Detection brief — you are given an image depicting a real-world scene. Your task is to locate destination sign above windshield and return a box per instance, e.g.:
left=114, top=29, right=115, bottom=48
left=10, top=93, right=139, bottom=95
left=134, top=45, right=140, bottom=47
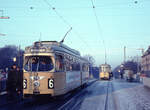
left=30, top=48, right=46, bottom=53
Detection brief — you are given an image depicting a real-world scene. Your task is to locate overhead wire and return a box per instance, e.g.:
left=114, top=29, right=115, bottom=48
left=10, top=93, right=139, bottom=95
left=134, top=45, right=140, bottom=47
left=43, top=0, right=95, bottom=55
left=90, top=0, right=107, bottom=64
left=43, top=0, right=72, bottom=28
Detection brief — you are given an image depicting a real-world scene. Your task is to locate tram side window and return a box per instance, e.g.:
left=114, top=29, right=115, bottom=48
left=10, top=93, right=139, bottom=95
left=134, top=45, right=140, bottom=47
left=76, top=63, right=80, bottom=71
left=82, top=64, right=88, bottom=72
left=72, top=63, right=80, bottom=71
left=56, top=55, right=64, bottom=72
left=66, top=61, right=72, bottom=71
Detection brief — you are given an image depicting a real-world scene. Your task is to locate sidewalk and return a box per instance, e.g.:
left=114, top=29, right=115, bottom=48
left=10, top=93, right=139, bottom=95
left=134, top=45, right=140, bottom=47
left=112, top=82, right=150, bottom=110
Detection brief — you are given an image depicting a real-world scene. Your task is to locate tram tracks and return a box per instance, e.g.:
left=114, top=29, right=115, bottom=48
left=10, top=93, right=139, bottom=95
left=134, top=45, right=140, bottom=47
left=104, top=81, right=110, bottom=110
left=57, top=79, right=98, bottom=110
left=24, top=80, right=114, bottom=110
left=57, top=80, right=112, bottom=110
left=104, top=80, right=118, bottom=110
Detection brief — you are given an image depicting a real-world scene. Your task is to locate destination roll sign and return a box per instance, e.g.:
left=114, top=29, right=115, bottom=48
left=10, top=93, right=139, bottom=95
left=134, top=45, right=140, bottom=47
left=30, top=48, right=46, bottom=53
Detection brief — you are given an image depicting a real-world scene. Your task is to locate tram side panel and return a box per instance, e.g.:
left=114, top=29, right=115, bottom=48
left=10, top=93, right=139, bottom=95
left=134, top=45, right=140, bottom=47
left=65, top=71, right=81, bottom=91
left=53, top=72, right=66, bottom=96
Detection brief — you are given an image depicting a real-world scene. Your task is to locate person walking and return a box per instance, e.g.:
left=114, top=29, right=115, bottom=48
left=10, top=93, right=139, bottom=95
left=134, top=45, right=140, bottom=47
left=6, top=64, right=18, bottom=100
left=16, top=66, right=23, bottom=95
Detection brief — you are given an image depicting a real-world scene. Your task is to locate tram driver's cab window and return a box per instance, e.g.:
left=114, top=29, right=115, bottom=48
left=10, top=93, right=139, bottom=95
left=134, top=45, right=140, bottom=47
left=24, top=56, right=54, bottom=72
left=55, top=55, right=64, bottom=72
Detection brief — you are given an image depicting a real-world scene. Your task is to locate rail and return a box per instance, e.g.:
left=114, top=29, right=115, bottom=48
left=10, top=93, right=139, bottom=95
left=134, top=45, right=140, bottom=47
left=57, top=79, right=97, bottom=110
left=104, top=81, right=110, bottom=110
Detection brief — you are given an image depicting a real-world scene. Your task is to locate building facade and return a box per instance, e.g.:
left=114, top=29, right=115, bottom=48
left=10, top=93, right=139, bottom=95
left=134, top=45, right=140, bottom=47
left=141, top=46, right=150, bottom=87
left=141, top=46, right=150, bottom=77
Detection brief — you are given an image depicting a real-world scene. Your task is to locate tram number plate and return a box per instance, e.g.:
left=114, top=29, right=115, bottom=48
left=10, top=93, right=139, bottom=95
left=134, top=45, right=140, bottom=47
left=48, top=79, right=54, bottom=89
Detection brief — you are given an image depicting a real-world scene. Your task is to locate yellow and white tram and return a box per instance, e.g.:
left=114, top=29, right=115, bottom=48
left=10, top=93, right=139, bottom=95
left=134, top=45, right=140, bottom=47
left=23, top=41, right=89, bottom=98
left=99, top=64, right=111, bottom=80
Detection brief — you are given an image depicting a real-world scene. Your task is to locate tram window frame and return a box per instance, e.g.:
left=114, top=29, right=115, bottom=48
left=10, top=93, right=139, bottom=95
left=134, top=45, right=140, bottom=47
left=64, top=55, right=81, bottom=72
left=66, top=58, right=72, bottom=71
left=71, top=58, right=80, bottom=71
left=55, top=54, right=65, bottom=72
left=82, top=63, right=87, bottom=72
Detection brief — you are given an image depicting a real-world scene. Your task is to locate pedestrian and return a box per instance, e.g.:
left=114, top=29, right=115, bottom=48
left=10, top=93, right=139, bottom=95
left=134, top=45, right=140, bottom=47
left=31, top=58, right=38, bottom=71
left=6, top=64, right=18, bottom=100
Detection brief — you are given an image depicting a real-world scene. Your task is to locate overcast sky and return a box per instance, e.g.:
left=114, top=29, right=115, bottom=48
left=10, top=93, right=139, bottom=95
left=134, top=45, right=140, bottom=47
left=0, top=0, right=150, bottom=68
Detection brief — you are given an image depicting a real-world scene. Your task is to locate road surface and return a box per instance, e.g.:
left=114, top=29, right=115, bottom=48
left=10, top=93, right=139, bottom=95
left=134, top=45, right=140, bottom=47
left=1, top=79, right=149, bottom=110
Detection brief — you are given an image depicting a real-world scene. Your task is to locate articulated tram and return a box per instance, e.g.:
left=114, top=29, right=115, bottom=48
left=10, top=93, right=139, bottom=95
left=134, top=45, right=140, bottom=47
left=23, top=41, right=89, bottom=98
left=99, top=64, right=112, bottom=80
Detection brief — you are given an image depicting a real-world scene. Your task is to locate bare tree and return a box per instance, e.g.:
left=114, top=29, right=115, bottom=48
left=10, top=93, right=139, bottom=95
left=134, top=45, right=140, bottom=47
left=83, top=55, right=95, bottom=66
left=0, top=45, right=24, bottom=71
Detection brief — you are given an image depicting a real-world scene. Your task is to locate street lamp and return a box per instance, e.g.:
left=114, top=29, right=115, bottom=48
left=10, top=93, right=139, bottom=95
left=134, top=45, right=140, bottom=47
left=13, top=57, right=16, bottom=62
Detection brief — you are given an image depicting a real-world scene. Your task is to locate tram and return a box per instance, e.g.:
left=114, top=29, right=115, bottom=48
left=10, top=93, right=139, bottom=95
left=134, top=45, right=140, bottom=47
left=23, top=41, right=89, bottom=98
left=99, top=64, right=112, bottom=80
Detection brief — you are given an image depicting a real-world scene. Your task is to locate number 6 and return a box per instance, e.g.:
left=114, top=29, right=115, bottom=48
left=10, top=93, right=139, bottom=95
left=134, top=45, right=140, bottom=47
left=48, top=79, right=54, bottom=89
left=23, top=79, right=27, bottom=89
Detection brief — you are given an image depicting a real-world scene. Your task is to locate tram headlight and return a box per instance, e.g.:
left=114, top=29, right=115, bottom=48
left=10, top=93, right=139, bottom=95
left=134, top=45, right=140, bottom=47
left=34, top=81, right=40, bottom=87
left=23, top=79, right=27, bottom=89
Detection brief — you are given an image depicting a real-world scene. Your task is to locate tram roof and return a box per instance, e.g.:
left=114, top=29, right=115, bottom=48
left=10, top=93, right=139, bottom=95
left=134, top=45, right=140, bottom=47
left=100, top=64, right=111, bottom=67
left=25, top=41, right=81, bottom=56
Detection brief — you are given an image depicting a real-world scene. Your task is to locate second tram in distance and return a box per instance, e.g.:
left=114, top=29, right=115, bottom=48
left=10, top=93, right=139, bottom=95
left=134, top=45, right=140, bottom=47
left=99, top=64, right=112, bottom=80
left=23, top=41, right=89, bottom=98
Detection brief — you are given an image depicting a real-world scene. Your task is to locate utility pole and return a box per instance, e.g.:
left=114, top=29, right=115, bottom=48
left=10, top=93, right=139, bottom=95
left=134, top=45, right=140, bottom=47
left=124, top=46, right=126, bottom=63
left=136, top=55, right=139, bottom=73
left=0, top=10, right=10, bottom=19
left=104, top=48, right=107, bottom=64
left=18, top=45, right=21, bottom=67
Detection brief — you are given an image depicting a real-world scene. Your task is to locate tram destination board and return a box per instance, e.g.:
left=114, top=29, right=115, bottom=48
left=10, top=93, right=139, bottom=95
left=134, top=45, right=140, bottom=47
left=30, top=48, right=46, bottom=53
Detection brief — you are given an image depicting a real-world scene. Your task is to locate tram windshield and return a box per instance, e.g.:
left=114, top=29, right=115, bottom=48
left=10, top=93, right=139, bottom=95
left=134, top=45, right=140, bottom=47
left=101, top=66, right=110, bottom=72
left=24, top=56, right=53, bottom=72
